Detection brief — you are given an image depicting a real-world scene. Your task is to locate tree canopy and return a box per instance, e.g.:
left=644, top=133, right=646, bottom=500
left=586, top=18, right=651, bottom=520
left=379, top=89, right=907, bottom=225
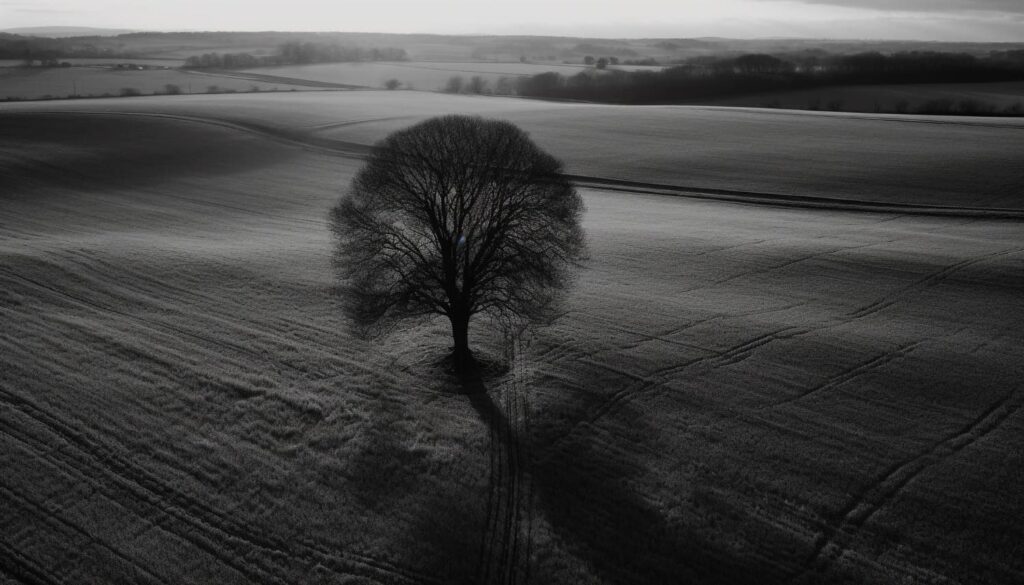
left=330, top=115, right=585, bottom=373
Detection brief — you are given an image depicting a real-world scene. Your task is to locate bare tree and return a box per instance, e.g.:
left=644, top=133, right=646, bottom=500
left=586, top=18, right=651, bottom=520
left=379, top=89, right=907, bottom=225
left=467, top=75, right=488, bottom=94
left=444, top=75, right=464, bottom=94
left=330, top=115, right=585, bottom=373
left=494, top=76, right=515, bottom=95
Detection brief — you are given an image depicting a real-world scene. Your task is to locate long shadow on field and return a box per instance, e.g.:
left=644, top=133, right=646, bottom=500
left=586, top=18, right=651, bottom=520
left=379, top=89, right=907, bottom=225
left=403, top=485, right=486, bottom=585
left=343, top=394, right=424, bottom=512
left=525, top=374, right=789, bottom=585
left=339, top=373, right=488, bottom=585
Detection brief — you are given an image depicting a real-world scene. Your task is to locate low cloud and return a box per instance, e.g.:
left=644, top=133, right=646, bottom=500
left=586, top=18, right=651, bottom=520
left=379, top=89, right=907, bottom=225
left=792, top=0, right=1024, bottom=14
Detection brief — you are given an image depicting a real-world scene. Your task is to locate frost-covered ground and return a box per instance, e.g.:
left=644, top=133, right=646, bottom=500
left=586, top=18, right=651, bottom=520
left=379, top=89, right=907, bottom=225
left=1, top=97, right=1022, bottom=584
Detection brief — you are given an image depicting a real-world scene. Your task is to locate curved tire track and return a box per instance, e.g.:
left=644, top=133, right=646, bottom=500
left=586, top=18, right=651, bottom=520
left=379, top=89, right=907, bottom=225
left=848, top=247, right=1024, bottom=320
left=0, top=386, right=442, bottom=585
left=0, top=484, right=171, bottom=585
left=539, top=324, right=811, bottom=461
left=789, top=390, right=1023, bottom=584
left=545, top=244, right=1022, bottom=454
left=770, top=340, right=924, bottom=409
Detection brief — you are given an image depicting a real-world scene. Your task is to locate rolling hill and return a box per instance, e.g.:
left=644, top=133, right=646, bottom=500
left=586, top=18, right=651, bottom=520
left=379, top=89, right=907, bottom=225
left=1, top=93, right=1022, bottom=585
left=2, top=91, right=1022, bottom=210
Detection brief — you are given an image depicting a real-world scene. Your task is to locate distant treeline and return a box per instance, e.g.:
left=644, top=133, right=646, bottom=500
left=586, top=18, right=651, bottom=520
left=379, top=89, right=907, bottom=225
left=511, top=51, right=1024, bottom=104
left=0, top=33, right=134, bottom=61
left=183, top=42, right=407, bottom=69
left=0, top=32, right=408, bottom=66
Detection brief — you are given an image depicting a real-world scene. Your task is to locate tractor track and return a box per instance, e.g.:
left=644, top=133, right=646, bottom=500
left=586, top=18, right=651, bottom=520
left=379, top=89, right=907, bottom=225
left=787, top=389, right=1023, bottom=584
left=476, top=338, right=531, bottom=585
left=541, top=244, right=1023, bottom=457
left=0, top=385, right=443, bottom=585
left=0, top=484, right=172, bottom=585
left=847, top=246, right=1024, bottom=320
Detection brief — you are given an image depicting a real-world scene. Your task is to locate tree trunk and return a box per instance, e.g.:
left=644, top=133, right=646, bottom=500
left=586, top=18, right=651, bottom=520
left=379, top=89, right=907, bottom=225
left=450, top=311, right=472, bottom=372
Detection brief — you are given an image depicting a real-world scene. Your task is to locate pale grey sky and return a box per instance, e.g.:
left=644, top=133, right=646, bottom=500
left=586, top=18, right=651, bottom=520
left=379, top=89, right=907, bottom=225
left=2, top=0, right=1022, bottom=40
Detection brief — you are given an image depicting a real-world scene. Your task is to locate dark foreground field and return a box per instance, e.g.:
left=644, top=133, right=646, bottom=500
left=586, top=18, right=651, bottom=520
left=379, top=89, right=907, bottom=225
left=1, top=95, right=1023, bottom=585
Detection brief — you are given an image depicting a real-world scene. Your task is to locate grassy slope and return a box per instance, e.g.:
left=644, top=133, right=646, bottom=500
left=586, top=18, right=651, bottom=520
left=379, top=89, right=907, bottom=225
left=2, top=92, right=1023, bottom=210
left=1, top=100, right=1023, bottom=584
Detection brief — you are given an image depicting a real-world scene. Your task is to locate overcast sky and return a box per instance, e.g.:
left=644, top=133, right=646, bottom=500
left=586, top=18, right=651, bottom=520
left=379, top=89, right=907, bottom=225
left=3, top=0, right=1023, bottom=41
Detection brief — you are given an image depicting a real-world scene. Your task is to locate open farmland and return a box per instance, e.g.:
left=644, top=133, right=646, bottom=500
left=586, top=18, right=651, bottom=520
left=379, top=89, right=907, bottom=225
left=2, top=94, right=1023, bottom=585
left=0, top=66, right=319, bottom=100
left=4, top=91, right=1023, bottom=209
left=0, top=59, right=185, bottom=68
left=235, top=61, right=589, bottom=90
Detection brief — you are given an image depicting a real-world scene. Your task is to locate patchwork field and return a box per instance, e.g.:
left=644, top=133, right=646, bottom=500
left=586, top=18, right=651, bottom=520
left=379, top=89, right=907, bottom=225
left=1, top=94, right=1023, bottom=585
left=3, top=91, right=1022, bottom=209
left=235, top=61, right=590, bottom=91
left=0, top=66, right=318, bottom=101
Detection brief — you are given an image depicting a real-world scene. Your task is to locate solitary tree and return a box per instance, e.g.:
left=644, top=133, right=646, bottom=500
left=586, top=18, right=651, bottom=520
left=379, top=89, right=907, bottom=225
left=330, top=115, right=585, bottom=374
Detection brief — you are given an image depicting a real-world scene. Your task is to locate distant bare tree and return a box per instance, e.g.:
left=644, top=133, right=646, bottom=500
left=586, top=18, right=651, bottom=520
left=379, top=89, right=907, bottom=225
left=384, top=79, right=401, bottom=90
left=494, top=76, right=515, bottom=95
left=467, top=75, right=488, bottom=94
left=330, top=116, right=585, bottom=373
left=444, top=75, right=464, bottom=93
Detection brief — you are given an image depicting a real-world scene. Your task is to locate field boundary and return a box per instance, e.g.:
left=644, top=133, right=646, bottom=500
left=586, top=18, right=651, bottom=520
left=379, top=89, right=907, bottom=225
left=4, top=108, right=1023, bottom=220
left=569, top=175, right=1024, bottom=220
left=187, top=68, right=369, bottom=89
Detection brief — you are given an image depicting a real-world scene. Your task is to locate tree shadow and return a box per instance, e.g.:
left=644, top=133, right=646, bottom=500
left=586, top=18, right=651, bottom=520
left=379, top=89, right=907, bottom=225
left=445, top=349, right=511, bottom=395
left=341, top=391, right=424, bottom=513
left=523, top=382, right=795, bottom=584
left=325, top=374, right=489, bottom=585
left=400, top=484, right=488, bottom=585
